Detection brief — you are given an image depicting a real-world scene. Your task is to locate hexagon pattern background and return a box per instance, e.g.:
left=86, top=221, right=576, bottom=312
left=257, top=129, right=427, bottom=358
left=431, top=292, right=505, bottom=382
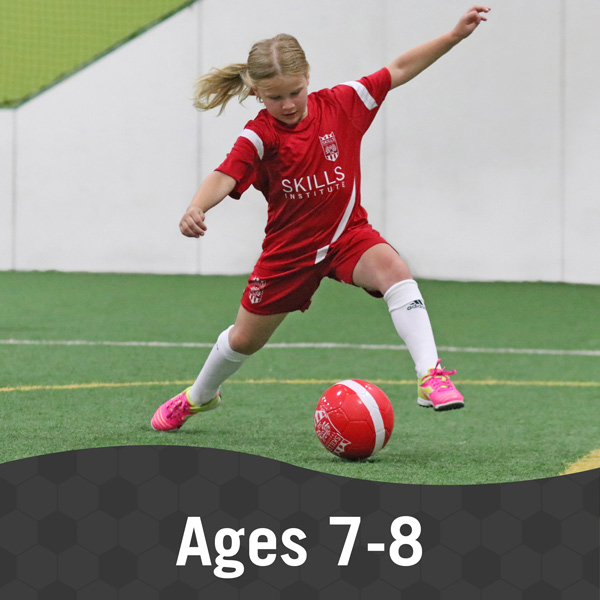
left=0, top=446, right=597, bottom=599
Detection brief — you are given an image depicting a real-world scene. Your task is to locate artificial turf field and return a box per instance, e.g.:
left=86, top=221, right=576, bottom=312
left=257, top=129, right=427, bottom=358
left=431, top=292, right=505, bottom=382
left=1, top=271, right=599, bottom=485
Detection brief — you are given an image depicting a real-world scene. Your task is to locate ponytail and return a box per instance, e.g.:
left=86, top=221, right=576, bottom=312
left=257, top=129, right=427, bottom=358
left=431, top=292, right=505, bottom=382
left=192, top=63, right=252, bottom=115
left=192, top=33, right=310, bottom=115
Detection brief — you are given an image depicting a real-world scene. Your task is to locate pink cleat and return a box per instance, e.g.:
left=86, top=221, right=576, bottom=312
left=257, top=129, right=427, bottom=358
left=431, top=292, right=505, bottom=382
left=151, top=387, right=221, bottom=431
left=417, top=360, right=464, bottom=411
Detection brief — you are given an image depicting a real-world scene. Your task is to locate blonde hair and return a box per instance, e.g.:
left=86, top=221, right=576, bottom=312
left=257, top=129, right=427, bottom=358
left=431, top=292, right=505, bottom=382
left=192, top=34, right=310, bottom=114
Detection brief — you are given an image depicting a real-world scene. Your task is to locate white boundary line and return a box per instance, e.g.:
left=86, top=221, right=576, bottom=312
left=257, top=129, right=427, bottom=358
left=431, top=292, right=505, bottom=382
left=1, top=338, right=599, bottom=357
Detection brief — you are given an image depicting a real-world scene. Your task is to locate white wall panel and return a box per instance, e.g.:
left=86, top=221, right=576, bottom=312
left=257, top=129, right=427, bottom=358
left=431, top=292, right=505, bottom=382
left=564, top=0, right=600, bottom=284
left=3, top=0, right=599, bottom=283
left=383, top=0, right=563, bottom=281
left=0, top=110, right=14, bottom=269
left=14, top=5, right=199, bottom=273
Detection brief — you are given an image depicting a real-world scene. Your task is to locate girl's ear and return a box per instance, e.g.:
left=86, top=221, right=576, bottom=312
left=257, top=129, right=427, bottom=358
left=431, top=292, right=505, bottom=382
left=251, top=88, right=265, bottom=104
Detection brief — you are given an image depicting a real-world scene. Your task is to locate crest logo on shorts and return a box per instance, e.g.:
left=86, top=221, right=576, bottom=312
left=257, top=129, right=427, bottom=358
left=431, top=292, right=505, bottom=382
left=248, top=278, right=266, bottom=304
left=319, top=132, right=339, bottom=162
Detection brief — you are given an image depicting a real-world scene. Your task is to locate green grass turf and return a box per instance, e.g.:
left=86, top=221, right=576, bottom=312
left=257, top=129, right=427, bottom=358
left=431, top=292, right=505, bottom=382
left=1, top=271, right=599, bottom=484
left=0, top=0, right=195, bottom=107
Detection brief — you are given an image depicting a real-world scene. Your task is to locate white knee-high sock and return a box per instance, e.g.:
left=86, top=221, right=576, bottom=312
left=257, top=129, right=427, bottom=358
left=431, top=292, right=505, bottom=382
left=189, top=326, right=249, bottom=405
left=384, top=280, right=439, bottom=378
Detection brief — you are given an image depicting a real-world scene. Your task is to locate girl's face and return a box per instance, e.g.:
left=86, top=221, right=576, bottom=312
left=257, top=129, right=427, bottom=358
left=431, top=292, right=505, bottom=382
left=255, top=73, right=310, bottom=126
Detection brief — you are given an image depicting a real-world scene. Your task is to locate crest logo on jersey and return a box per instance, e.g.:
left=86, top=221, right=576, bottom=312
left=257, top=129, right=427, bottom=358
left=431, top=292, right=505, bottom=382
left=248, top=278, right=266, bottom=304
left=319, top=132, right=339, bottom=162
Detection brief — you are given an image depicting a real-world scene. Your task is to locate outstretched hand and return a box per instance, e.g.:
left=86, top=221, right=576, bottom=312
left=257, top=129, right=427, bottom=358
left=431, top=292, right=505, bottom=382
left=179, top=172, right=236, bottom=238
left=453, top=5, right=491, bottom=39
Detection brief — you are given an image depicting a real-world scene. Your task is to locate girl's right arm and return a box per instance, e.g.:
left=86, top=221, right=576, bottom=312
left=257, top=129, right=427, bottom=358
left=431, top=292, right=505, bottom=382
left=179, top=170, right=237, bottom=238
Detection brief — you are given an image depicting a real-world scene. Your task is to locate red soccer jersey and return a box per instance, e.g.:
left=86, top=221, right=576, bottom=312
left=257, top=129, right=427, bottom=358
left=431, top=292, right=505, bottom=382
left=216, top=67, right=391, bottom=270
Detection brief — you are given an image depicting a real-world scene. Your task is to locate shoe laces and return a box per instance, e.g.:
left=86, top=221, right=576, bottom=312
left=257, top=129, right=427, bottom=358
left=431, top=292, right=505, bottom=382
left=422, top=360, right=457, bottom=390
left=166, top=397, right=189, bottom=422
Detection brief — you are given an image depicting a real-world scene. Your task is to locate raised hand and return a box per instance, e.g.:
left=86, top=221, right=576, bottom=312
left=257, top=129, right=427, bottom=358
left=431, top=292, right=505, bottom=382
left=453, top=5, right=491, bottom=40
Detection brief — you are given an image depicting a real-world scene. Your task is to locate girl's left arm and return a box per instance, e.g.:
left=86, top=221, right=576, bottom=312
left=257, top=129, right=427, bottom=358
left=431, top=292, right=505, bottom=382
left=387, top=5, right=491, bottom=89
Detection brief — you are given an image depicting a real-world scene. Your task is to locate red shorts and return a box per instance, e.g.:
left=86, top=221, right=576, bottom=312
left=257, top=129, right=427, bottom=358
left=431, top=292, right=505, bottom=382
left=241, top=224, right=390, bottom=315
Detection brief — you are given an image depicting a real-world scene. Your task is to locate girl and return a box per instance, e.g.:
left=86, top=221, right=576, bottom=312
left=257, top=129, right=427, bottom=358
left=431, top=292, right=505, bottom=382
left=152, top=6, right=491, bottom=431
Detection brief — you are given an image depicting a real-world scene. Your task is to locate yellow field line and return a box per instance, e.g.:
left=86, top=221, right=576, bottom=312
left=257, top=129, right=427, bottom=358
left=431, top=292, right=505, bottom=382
left=2, top=377, right=600, bottom=393
left=2, top=377, right=598, bottom=473
left=0, top=380, right=195, bottom=393
left=561, top=449, right=600, bottom=475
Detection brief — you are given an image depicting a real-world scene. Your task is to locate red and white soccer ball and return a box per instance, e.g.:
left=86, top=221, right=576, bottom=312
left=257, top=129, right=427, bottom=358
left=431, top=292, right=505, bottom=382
left=314, top=380, right=394, bottom=460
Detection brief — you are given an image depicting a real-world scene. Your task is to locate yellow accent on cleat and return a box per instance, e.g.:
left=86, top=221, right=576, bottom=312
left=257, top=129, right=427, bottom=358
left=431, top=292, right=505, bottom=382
left=417, top=360, right=464, bottom=411
left=151, top=387, right=221, bottom=431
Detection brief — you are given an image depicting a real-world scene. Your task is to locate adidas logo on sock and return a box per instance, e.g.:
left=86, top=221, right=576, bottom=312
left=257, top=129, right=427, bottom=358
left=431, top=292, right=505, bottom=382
left=407, top=299, right=425, bottom=310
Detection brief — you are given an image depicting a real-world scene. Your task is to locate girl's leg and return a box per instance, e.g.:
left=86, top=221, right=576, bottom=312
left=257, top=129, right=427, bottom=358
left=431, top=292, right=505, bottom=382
left=352, top=243, right=463, bottom=411
left=352, top=243, right=438, bottom=378
left=151, top=307, right=286, bottom=431
left=189, top=306, right=287, bottom=404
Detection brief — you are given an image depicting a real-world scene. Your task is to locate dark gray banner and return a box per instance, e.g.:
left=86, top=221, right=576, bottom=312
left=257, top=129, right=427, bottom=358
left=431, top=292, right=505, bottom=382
left=0, top=446, right=597, bottom=598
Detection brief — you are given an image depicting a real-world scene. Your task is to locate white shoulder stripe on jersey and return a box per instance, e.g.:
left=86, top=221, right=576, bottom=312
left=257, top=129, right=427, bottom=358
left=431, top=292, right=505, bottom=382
left=340, top=80, right=378, bottom=110
left=338, top=380, right=386, bottom=454
left=239, top=129, right=264, bottom=160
